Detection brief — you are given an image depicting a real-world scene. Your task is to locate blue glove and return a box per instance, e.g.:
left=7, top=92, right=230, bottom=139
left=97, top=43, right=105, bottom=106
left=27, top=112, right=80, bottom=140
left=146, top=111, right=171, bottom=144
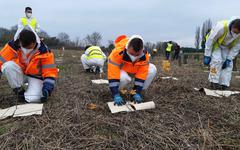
left=41, top=89, right=49, bottom=102
left=133, top=93, right=143, bottom=103
left=41, top=78, right=55, bottom=102
left=43, top=78, right=55, bottom=94
left=222, top=59, right=231, bottom=69
left=204, top=56, right=211, bottom=66
left=38, top=42, right=49, bottom=53
left=114, top=94, right=125, bottom=106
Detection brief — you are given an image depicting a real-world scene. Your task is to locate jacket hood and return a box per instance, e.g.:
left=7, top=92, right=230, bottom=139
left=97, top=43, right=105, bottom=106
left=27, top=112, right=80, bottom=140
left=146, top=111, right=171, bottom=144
left=228, top=16, right=240, bottom=26
left=125, top=35, right=144, bottom=49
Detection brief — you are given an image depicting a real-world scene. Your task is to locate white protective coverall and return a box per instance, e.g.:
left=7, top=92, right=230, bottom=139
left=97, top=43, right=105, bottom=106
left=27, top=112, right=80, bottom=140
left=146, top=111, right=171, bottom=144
left=1, top=61, right=43, bottom=103
left=119, top=63, right=157, bottom=90
left=205, top=17, right=240, bottom=87
left=81, top=46, right=107, bottom=73
left=2, top=28, right=43, bottom=102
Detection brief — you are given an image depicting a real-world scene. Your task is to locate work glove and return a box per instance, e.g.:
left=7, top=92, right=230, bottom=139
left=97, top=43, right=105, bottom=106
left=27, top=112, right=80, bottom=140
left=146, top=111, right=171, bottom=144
left=41, top=89, right=49, bottom=103
left=41, top=78, right=55, bottom=102
left=222, top=59, right=231, bottom=69
left=133, top=93, right=143, bottom=104
left=114, top=94, right=125, bottom=106
left=203, top=56, right=211, bottom=66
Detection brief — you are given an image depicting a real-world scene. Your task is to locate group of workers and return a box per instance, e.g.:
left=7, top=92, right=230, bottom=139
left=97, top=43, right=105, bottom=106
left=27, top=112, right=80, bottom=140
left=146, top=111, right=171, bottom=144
left=0, top=7, right=240, bottom=106
left=81, top=35, right=157, bottom=105
left=83, top=16, right=240, bottom=104
left=165, top=41, right=181, bottom=60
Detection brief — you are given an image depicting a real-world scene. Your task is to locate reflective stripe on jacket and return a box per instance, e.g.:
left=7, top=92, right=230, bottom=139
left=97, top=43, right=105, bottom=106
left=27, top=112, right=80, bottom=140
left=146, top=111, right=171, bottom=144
left=207, top=20, right=240, bottom=50
left=85, top=46, right=105, bottom=60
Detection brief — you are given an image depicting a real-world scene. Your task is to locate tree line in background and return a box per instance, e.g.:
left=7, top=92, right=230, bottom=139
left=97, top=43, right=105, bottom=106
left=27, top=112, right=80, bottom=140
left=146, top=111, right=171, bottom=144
left=0, top=25, right=175, bottom=55
left=195, top=19, right=212, bottom=50
left=0, top=25, right=105, bottom=50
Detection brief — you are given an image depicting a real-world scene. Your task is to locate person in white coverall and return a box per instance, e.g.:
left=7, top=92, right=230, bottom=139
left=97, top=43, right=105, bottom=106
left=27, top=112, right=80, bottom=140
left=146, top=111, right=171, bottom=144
left=0, top=30, right=58, bottom=103
left=14, top=7, right=41, bottom=41
left=204, top=17, right=240, bottom=90
left=81, top=45, right=107, bottom=74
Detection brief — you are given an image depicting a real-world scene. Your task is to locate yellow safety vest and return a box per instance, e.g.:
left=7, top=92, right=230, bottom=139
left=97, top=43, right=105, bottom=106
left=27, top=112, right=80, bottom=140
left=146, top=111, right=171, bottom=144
left=20, top=17, right=37, bottom=30
left=207, top=20, right=240, bottom=50
left=166, top=43, right=173, bottom=52
left=205, top=33, right=210, bottom=41
left=86, top=46, right=105, bottom=60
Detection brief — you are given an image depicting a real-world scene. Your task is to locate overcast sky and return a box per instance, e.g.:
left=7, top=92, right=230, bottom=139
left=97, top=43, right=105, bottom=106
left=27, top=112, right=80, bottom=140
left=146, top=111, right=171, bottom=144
left=0, top=0, right=239, bottom=47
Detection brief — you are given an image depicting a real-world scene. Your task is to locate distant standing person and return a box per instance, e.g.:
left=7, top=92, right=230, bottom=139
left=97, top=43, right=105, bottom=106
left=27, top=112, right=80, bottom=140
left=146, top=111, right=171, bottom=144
left=165, top=41, right=173, bottom=60
left=14, top=7, right=41, bottom=41
left=173, top=44, right=180, bottom=60
left=204, top=17, right=240, bottom=90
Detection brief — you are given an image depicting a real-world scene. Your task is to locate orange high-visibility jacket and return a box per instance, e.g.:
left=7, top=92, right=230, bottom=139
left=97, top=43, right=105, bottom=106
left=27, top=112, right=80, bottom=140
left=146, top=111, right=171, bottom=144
left=108, top=35, right=150, bottom=96
left=0, top=41, right=58, bottom=80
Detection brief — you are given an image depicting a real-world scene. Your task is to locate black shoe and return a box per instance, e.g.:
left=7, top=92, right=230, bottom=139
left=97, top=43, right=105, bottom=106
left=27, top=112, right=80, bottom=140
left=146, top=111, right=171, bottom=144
left=13, top=87, right=26, bottom=102
left=13, top=87, right=25, bottom=95
left=210, top=82, right=221, bottom=90
left=221, top=85, right=229, bottom=90
left=85, top=69, right=91, bottom=73
left=17, top=96, right=27, bottom=103
left=95, top=66, right=100, bottom=74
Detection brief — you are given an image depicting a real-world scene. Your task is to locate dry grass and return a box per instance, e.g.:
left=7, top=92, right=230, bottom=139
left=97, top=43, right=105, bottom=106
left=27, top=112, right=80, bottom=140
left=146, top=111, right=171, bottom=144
left=0, top=50, right=240, bottom=150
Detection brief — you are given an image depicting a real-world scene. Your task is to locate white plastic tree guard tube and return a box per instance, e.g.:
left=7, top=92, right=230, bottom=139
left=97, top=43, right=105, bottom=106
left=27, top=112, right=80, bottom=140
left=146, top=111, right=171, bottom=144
left=160, top=77, right=179, bottom=81
left=91, top=79, right=109, bottom=84
left=108, top=101, right=155, bottom=114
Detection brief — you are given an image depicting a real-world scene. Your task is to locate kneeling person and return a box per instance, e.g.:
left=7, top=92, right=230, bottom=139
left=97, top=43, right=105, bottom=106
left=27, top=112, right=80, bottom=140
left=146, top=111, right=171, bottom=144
left=0, top=30, right=58, bottom=103
left=108, top=35, right=157, bottom=106
left=81, top=45, right=106, bottom=74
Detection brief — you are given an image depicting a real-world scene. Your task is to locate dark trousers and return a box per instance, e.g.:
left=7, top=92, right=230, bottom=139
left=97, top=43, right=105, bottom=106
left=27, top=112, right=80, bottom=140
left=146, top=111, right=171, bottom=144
left=166, top=51, right=171, bottom=60
left=173, top=52, right=179, bottom=60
